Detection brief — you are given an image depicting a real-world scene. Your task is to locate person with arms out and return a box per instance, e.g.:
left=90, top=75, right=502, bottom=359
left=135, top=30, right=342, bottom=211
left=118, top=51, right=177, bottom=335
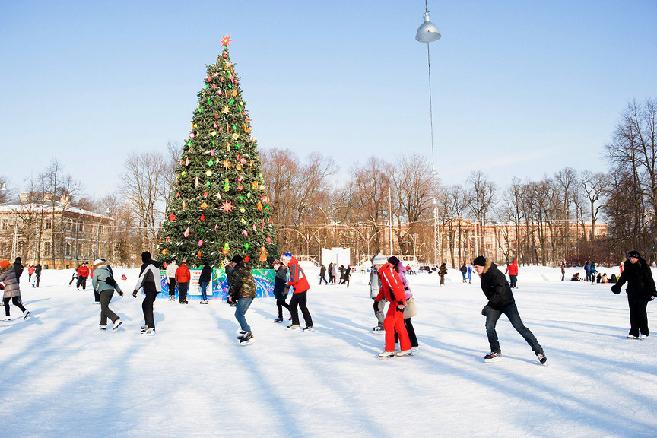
left=473, top=255, right=547, bottom=365
left=166, top=259, right=178, bottom=301
left=611, top=250, right=657, bottom=339
left=92, top=258, right=123, bottom=331
left=175, top=259, right=191, bottom=304
left=373, top=256, right=412, bottom=358
left=0, top=259, right=30, bottom=321
left=132, top=251, right=161, bottom=335
left=282, top=252, right=313, bottom=330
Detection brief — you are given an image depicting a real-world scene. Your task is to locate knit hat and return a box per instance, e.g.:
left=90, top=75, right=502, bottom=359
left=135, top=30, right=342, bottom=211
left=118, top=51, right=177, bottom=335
left=0, top=259, right=10, bottom=270
left=473, top=255, right=487, bottom=267
left=627, top=250, right=641, bottom=259
left=281, top=252, right=292, bottom=263
left=141, top=251, right=152, bottom=264
left=93, top=258, right=107, bottom=266
left=231, top=254, right=243, bottom=264
left=372, top=254, right=387, bottom=266
left=388, top=256, right=400, bottom=266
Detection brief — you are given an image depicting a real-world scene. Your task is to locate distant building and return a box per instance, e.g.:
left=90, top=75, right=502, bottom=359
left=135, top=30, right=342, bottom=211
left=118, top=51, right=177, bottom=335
left=0, top=199, right=113, bottom=269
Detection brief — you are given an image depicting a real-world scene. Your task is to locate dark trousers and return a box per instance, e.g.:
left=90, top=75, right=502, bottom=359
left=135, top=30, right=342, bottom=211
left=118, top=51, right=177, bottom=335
left=36, top=273, right=41, bottom=287
left=628, top=296, right=649, bottom=336
left=485, top=301, right=543, bottom=355
left=94, top=290, right=101, bottom=303
left=99, top=290, right=118, bottom=325
left=290, top=292, right=313, bottom=327
left=142, top=291, right=157, bottom=328
left=4, top=297, right=26, bottom=316
left=328, top=274, right=334, bottom=284
left=168, top=278, right=176, bottom=297
left=405, top=318, right=418, bottom=347
left=509, top=275, right=517, bottom=288
left=77, top=276, right=87, bottom=289
left=276, top=296, right=290, bottom=319
left=178, top=282, right=189, bottom=303
left=319, top=275, right=328, bottom=285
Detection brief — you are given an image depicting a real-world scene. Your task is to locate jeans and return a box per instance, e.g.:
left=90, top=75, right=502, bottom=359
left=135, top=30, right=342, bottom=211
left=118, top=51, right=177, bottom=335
left=99, top=290, right=118, bottom=325
left=628, top=296, right=649, bottom=336
left=462, top=272, right=466, bottom=282
left=484, top=301, right=543, bottom=355
left=509, top=275, right=517, bottom=288
left=200, top=281, right=209, bottom=301
left=290, top=292, right=313, bottom=327
left=142, top=290, right=157, bottom=328
left=235, top=297, right=253, bottom=332
left=77, top=276, right=87, bottom=289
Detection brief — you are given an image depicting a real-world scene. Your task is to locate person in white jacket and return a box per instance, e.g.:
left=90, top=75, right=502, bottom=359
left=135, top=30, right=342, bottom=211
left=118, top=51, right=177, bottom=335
left=132, top=252, right=162, bottom=335
left=166, top=259, right=178, bottom=301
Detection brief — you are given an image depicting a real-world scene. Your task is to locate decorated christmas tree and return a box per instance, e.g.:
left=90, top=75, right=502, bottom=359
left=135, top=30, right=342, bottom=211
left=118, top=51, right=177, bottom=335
left=159, top=35, right=277, bottom=267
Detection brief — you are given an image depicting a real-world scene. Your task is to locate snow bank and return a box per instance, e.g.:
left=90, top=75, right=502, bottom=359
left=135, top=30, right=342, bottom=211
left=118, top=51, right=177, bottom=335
left=0, top=266, right=655, bottom=437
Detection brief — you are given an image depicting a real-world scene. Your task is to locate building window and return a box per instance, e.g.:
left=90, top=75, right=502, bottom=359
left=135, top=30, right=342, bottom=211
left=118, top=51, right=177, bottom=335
left=65, top=219, right=72, bottom=232
left=44, top=241, right=52, bottom=257
left=65, top=242, right=72, bottom=257
left=45, top=219, right=52, bottom=230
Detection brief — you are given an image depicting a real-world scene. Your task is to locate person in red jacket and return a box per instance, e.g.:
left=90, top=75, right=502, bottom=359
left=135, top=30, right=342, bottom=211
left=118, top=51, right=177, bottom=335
left=374, top=256, right=412, bottom=358
left=175, top=259, right=191, bottom=304
left=281, top=252, right=313, bottom=330
left=76, top=262, right=90, bottom=291
left=505, top=258, right=519, bottom=288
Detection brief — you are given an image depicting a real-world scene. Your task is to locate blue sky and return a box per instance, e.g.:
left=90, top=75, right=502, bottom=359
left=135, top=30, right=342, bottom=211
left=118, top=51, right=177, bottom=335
left=1, top=0, right=655, bottom=197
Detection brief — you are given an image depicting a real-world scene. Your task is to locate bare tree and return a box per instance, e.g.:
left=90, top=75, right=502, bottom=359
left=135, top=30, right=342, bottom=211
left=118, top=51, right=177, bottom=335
left=467, top=170, right=496, bottom=253
left=581, top=171, right=608, bottom=240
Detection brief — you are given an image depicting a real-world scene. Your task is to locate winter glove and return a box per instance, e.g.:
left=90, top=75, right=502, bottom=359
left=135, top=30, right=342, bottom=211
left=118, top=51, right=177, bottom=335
left=396, top=302, right=405, bottom=312
left=132, top=290, right=138, bottom=298
left=481, top=306, right=490, bottom=316
left=610, top=284, right=621, bottom=294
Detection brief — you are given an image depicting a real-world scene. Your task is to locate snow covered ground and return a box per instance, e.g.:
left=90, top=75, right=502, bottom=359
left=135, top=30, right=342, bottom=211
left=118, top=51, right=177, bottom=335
left=1, top=265, right=656, bottom=437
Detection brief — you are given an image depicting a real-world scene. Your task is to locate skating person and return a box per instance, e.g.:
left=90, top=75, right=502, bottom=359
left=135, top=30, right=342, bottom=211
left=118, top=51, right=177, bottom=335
left=13, top=257, right=24, bottom=279
left=584, top=260, right=591, bottom=282
left=319, top=265, right=328, bottom=285
left=506, top=257, right=519, bottom=288
left=331, top=263, right=337, bottom=284
left=281, top=252, right=313, bottom=330
left=225, top=258, right=239, bottom=306
left=467, top=264, right=472, bottom=284
left=611, top=250, right=657, bottom=339
left=77, top=262, right=90, bottom=291
left=28, top=265, right=35, bottom=283
left=473, top=256, right=547, bottom=365
left=389, top=256, right=419, bottom=350
left=560, top=261, right=566, bottom=281
left=231, top=255, right=256, bottom=344
left=199, top=261, right=212, bottom=304
left=68, top=268, right=78, bottom=286
left=590, top=261, right=597, bottom=284
left=132, top=251, right=161, bottom=335
left=460, top=263, right=467, bottom=283
left=338, top=265, right=345, bottom=284
left=439, top=262, right=447, bottom=286
left=370, top=254, right=387, bottom=332
left=343, top=265, right=351, bottom=287
left=92, top=258, right=123, bottom=331
left=373, top=256, right=411, bottom=358
left=175, top=259, right=191, bottom=304
left=166, top=259, right=178, bottom=301
left=0, top=259, right=30, bottom=320
left=273, top=259, right=291, bottom=322
left=35, top=263, right=42, bottom=287
left=328, top=262, right=335, bottom=284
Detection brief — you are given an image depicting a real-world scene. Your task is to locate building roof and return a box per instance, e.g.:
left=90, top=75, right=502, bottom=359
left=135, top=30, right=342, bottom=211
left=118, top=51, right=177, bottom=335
left=0, top=203, right=113, bottom=221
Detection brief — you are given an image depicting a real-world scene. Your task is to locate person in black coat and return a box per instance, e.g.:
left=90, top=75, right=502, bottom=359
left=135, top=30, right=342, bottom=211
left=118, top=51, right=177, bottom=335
left=13, top=257, right=24, bottom=280
left=473, top=255, right=547, bottom=365
left=198, top=262, right=213, bottom=304
left=273, top=260, right=291, bottom=322
left=611, top=250, right=657, bottom=339
left=35, top=263, right=42, bottom=287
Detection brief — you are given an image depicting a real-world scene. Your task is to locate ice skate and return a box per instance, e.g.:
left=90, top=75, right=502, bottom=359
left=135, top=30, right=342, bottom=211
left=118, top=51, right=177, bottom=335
left=287, top=324, right=300, bottom=330
left=239, top=332, right=254, bottom=345
left=274, top=317, right=284, bottom=323
left=23, top=310, right=30, bottom=319
left=302, top=326, right=314, bottom=332
left=483, top=352, right=502, bottom=362
left=626, top=334, right=641, bottom=340
left=236, top=330, right=247, bottom=339
left=377, top=351, right=396, bottom=359
left=142, top=328, right=156, bottom=336
left=536, top=353, right=548, bottom=366
left=113, top=319, right=123, bottom=330
left=395, top=349, right=412, bottom=357
left=372, top=325, right=384, bottom=332
left=99, top=324, right=107, bottom=330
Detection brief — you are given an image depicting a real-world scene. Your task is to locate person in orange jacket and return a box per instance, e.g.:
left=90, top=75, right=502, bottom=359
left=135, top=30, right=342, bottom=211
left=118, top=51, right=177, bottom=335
left=374, top=256, right=412, bottom=358
left=281, top=252, right=313, bottom=330
left=175, top=259, right=191, bottom=304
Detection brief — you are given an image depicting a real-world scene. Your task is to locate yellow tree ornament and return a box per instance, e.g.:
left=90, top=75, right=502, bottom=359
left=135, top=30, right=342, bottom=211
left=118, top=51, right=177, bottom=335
left=259, top=246, right=268, bottom=262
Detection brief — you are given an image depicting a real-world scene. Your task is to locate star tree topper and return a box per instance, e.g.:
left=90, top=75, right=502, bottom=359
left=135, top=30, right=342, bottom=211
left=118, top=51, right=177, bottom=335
left=221, top=35, right=232, bottom=47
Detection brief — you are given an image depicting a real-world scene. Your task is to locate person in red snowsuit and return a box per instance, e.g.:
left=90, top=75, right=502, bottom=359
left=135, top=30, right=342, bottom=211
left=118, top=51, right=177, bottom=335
left=505, top=258, right=519, bottom=288
left=76, top=263, right=90, bottom=290
left=374, top=258, right=411, bottom=358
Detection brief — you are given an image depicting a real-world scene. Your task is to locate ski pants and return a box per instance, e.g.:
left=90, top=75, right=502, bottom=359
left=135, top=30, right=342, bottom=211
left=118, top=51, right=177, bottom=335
left=405, top=318, right=418, bottom=348
left=168, top=278, right=177, bottom=297
left=77, top=276, right=87, bottom=289
left=178, top=282, right=189, bottom=303
left=384, top=306, right=410, bottom=352
left=142, top=290, right=157, bottom=328
left=276, top=295, right=290, bottom=319
left=373, top=299, right=386, bottom=327
left=319, top=275, right=328, bottom=285
left=628, top=296, right=650, bottom=337
left=3, top=297, right=26, bottom=316
left=509, top=275, right=517, bottom=288
left=290, top=292, right=313, bottom=327
left=484, top=301, right=543, bottom=355
left=99, top=290, right=118, bottom=325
